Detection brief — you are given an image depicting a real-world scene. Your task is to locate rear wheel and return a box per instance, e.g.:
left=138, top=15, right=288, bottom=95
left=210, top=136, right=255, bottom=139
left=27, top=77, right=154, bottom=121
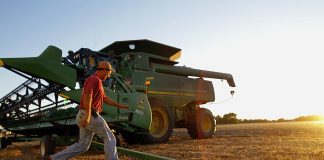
left=140, top=99, right=174, bottom=144
left=40, top=135, right=55, bottom=158
left=187, top=108, right=216, bottom=139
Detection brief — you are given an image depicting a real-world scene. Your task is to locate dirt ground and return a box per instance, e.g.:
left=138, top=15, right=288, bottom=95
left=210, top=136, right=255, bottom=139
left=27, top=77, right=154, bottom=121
left=1, top=121, right=324, bottom=160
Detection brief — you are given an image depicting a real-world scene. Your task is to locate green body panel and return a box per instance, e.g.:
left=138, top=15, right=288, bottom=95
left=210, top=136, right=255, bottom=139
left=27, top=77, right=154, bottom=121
left=8, top=119, right=77, bottom=132
left=1, top=46, right=76, bottom=88
left=131, top=70, right=182, bottom=107
left=130, top=70, right=215, bottom=108
left=8, top=123, right=41, bottom=131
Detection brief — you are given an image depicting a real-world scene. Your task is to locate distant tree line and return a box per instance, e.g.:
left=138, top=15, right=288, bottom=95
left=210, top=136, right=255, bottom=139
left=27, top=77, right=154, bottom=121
left=294, top=115, right=324, bottom=122
left=215, top=113, right=324, bottom=125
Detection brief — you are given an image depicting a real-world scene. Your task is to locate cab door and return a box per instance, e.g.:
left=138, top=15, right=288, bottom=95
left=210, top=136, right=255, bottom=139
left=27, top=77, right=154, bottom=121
left=101, top=76, right=133, bottom=122
left=118, top=91, right=151, bottom=130
left=115, top=76, right=151, bottom=130
left=101, top=75, right=151, bottom=129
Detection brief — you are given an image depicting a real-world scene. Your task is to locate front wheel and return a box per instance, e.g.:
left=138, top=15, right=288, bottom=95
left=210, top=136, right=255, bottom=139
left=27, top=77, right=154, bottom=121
left=187, top=108, right=216, bottom=139
left=140, top=99, right=174, bottom=144
left=40, top=135, right=55, bottom=158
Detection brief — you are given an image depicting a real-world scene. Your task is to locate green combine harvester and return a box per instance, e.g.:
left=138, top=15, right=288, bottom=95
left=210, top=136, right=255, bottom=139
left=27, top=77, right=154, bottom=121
left=0, top=39, right=235, bottom=157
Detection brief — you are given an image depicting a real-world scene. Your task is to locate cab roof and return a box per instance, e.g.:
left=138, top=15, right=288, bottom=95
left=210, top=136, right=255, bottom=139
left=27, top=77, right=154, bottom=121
left=99, top=39, right=181, bottom=61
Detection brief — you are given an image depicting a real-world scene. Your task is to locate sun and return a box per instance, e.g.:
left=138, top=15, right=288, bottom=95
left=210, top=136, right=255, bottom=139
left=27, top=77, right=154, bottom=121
left=319, top=115, right=324, bottom=120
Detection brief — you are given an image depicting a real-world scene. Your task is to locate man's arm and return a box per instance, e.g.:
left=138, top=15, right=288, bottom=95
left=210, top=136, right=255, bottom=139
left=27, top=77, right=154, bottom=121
left=80, top=93, right=92, bottom=127
left=104, top=96, right=129, bottom=109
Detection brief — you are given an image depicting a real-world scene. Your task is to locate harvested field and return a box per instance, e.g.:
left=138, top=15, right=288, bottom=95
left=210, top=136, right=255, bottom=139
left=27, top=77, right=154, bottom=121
left=1, top=121, right=324, bottom=160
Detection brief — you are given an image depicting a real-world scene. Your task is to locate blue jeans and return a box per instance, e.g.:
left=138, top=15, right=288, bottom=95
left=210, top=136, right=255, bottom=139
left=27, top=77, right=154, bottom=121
left=50, top=110, right=118, bottom=160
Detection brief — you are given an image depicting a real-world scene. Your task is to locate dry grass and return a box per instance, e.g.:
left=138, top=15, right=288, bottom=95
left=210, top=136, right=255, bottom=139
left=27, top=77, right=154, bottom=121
left=1, top=121, right=324, bottom=160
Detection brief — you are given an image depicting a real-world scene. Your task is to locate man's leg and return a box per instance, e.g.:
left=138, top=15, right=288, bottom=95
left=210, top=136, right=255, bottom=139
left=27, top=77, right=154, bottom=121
left=50, top=127, right=94, bottom=160
left=94, top=116, right=118, bottom=160
left=50, top=110, right=94, bottom=160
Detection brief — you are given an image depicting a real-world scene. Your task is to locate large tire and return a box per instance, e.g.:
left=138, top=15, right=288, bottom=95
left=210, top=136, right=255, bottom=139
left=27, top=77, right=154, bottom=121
left=40, top=135, right=55, bottom=158
left=140, top=99, right=174, bottom=144
left=0, top=137, right=9, bottom=149
left=187, top=108, right=216, bottom=139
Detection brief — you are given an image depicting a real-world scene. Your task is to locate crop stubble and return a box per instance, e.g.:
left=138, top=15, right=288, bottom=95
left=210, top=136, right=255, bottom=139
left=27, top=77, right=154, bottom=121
left=1, top=121, right=324, bottom=160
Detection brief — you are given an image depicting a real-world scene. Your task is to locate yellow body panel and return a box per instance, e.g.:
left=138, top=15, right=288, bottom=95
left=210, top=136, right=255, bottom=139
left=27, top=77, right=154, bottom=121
left=0, top=59, right=4, bottom=67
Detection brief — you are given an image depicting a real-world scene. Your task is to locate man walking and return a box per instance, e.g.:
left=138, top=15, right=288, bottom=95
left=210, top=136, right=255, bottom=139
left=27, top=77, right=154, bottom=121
left=49, top=61, right=128, bottom=160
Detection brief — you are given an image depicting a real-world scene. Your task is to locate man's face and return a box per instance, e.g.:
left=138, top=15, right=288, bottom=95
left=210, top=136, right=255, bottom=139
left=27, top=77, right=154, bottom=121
left=97, top=61, right=112, bottom=81
left=101, top=68, right=112, bottom=81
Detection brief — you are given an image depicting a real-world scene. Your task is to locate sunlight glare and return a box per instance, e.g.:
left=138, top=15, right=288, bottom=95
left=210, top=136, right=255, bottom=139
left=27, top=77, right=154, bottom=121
left=314, top=115, right=324, bottom=124
left=319, top=115, right=324, bottom=123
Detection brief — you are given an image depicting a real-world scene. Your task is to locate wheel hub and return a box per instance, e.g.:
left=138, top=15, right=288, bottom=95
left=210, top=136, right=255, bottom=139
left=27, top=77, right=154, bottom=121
left=201, top=116, right=212, bottom=133
left=149, top=107, right=169, bottom=138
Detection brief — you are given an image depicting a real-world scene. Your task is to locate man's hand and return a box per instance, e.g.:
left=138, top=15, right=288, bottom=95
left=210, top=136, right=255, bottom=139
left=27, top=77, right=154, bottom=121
left=119, top=104, right=129, bottom=110
left=104, top=96, right=129, bottom=110
left=80, top=116, right=90, bottom=127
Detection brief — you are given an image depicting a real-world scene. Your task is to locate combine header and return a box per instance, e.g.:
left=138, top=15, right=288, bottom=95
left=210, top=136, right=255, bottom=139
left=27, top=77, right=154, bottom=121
left=0, top=39, right=235, bottom=157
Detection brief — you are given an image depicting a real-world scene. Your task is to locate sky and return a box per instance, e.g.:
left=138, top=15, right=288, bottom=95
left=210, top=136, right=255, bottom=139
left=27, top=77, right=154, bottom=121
left=0, top=0, right=323, bottom=120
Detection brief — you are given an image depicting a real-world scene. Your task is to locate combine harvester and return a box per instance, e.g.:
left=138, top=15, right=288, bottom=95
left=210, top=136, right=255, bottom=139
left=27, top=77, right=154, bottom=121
left=0, top=39, right=235, bottom=158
